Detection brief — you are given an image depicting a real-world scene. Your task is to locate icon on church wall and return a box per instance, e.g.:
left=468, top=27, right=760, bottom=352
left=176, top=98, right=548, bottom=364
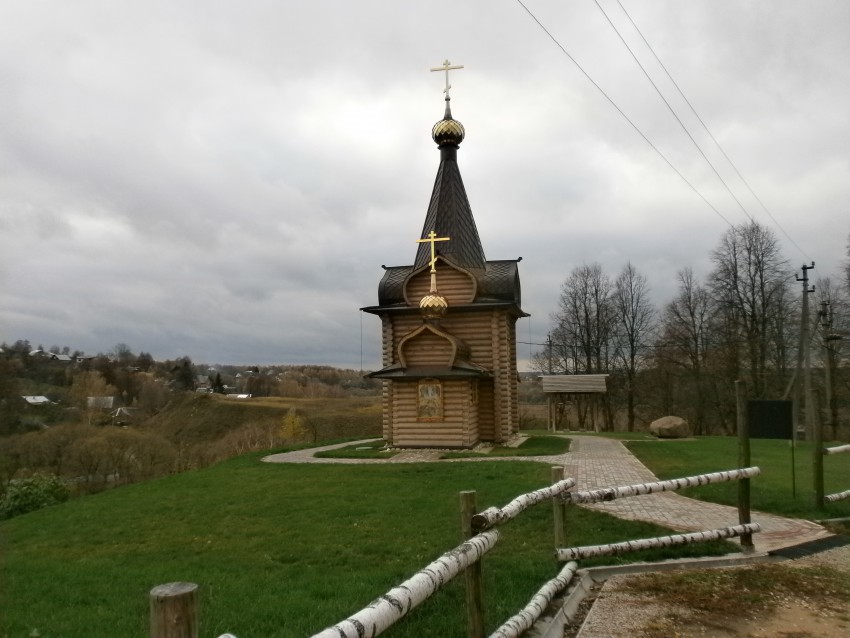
left=417, top=379, right=443, bottom=420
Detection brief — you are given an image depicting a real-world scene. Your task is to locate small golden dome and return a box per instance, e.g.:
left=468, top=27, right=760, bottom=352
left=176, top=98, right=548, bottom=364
left=432, top=117, right=465, bottom=147
left=420, top=293, right=449, bottom=320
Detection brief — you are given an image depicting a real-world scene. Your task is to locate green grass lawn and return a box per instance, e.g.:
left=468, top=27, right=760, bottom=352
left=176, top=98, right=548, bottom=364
left=440, top=435, right=571, bottom=459
left=312, top=438, right=398, bottom=459
left=520, top=429, right=656, bottom=441
left=1, top=448, right=735, bottom=638
left=627, top=436, right=850, bottom=520
left=312, top=435, right=570, bottom=460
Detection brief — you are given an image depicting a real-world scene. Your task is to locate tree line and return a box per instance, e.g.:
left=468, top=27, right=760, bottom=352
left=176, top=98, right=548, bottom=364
left=534, top=221, right=850, bottom=437
left=0, top=340, right=382, bottom=517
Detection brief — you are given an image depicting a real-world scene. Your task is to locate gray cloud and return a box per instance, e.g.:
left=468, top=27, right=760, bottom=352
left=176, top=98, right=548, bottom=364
left=1, top=1, right=848, bottom=368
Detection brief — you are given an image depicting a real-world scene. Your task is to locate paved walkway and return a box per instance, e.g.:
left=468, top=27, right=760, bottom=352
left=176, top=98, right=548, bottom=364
left=263, top=436, right=830, bottom=553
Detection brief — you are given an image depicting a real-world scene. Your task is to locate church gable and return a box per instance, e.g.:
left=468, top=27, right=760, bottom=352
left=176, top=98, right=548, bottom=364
left=398, top=323, right=466, bottom=369
left=403, top=258, right=476, bottom=306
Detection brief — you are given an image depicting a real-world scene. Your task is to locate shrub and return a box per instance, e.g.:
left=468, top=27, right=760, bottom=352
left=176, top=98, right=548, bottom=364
left=0, top=474, right=70, bottom=520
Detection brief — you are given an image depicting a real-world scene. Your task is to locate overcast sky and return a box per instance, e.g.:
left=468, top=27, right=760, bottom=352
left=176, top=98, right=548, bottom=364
left=2, top=1, right=848, bottom=370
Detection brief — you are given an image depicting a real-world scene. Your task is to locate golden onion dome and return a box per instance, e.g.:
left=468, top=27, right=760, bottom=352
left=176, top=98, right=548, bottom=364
left=432, top=112, right=465, bottom=147
left=419, top=292, right=449, bottom=320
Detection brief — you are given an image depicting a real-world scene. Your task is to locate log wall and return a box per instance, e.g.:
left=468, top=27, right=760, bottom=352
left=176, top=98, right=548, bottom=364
left=378, top=285, right=520, bottom=446
left=391, top=380, right=479, bottom=448
left=381, top=316, right=394, bottom=444
left=386, top=310, right=518, bottom=442
left=401, top=331, right=453, bottom=368
left=404, top=263, right=476, bottom=305
left=389, top=311, right=506, bottom=368
left=477, top=380, right=495, bottom=441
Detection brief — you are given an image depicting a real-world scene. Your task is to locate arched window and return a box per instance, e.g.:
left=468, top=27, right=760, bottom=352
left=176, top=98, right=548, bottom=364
left=417, top=379, right=443, bottom=420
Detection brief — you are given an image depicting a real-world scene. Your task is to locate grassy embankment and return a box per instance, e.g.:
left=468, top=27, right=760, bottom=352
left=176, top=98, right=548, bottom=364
left=143, top=393, right=382, bottom=446
left=318, top=435, right=571, bottom=459
left=4, top=439, right=736, bottom=638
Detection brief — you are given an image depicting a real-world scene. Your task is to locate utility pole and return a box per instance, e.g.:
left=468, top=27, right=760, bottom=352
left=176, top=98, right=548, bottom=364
left=812, top=300, right=834, bottom=509
left=796, top=262, right=821, bottom=506
left=821, top=301, right=834, bottom=441
left=795, top=263, right=815, bottom=441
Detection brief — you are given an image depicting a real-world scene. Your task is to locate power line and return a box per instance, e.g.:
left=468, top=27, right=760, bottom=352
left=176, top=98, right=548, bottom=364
left=612, top=0, right=814, bottom=263
left=593, top=0, right=756, bottom=226
left=513, top=0, right=735, bottom=228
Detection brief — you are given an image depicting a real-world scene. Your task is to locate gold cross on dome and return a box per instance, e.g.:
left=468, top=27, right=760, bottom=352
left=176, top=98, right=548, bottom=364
left=416, top=230, right=450, bottom=273
left=430, top=59, right=464, bottom=99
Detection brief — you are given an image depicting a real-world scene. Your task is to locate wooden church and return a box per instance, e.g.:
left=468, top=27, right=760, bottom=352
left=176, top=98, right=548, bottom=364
left=362, top=63, right=527, bottom=448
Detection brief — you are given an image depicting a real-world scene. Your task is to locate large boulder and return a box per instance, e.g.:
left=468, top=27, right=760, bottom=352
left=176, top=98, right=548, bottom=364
left=649, top=416, right=691, bottom=439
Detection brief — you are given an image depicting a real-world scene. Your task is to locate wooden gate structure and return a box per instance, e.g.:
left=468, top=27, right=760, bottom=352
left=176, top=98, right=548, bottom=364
left=540, top=375, right=609, bottom=432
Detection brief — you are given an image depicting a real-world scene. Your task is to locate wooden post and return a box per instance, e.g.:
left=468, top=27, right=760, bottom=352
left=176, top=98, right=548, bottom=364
left=551, top=466, right=567, bottom=548
left=460, top=491, right=485, bottom=638
left=735, top=381, right=753, bottom=552
left=150, top=582, right=199, bottom=638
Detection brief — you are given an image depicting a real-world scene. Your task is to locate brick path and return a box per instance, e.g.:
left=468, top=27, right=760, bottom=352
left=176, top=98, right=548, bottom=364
left=263, top=435, right=830, bottom=552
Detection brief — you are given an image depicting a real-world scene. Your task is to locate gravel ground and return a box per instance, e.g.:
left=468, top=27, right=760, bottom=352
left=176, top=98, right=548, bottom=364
left=572, top=543, right=850, bottom=638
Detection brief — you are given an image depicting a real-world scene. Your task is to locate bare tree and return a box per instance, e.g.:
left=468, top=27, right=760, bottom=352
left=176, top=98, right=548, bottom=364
left=709, top=221, right=790, bottom=398
left=612, top=262, right=655, bottom=431
left=69, top=371, right=118, bottom=425
left=549, top=263, right=614, bottom=429
left=68, top=432, right=109, bottom=488
left=552, top=263, right=614, bottom=375
left=111, top=343, right=135, bottom=366
left=814, top=277, right=849, bottom=438
left=659, top=268, right=712, bottom=433
left=845, top=232, right=850, bottom=292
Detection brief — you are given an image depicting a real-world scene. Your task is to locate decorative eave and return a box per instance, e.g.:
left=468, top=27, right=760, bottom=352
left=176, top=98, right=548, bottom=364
left=371, top=259, right=524, bottom=309
left=398, top=323, right=469, bottom=367
left=367, top=362, right=491, bottom=380
left=361, top=302, right=528, bottom=319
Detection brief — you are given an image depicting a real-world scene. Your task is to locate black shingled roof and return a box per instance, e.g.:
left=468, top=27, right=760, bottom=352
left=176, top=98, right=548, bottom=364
left=370, top=259, right=522, bottom=309
left=414, top=144, right=486, bottom=271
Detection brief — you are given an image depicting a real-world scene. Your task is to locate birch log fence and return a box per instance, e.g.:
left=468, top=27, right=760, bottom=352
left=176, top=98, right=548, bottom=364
left=823, top=444, right=850, bottom=504
left=150, top=464, right=761, bottom=638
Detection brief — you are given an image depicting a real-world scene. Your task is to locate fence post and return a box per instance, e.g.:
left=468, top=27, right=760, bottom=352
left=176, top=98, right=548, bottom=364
left=735, top=381, right=754, bottom=552
left=551, top=466, right=567, bottom=548
left=460, top=490, right=485, bottom=638
left=150, top=582, right=199, bottom=638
